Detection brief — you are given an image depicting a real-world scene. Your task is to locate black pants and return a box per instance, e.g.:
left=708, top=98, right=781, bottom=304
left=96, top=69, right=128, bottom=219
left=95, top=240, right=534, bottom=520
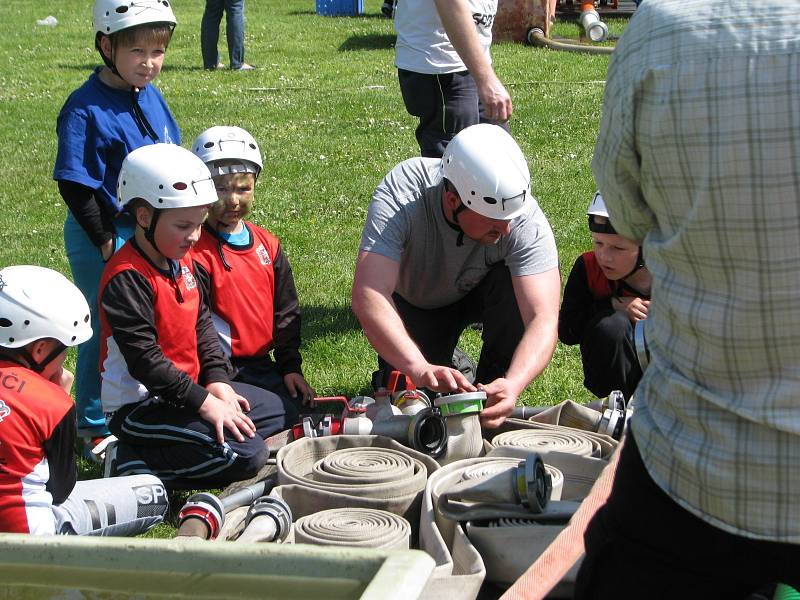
left=108, top=381, right=285, bottom=489
left=375, top=265, right=523, bottom=389
left=232, top=356, right=301, bottom=427
left=575, top=432, right=800, bottom=599
left=580, top=309, right=642, bottom=399
left=398, top=68, right=508, bottom=158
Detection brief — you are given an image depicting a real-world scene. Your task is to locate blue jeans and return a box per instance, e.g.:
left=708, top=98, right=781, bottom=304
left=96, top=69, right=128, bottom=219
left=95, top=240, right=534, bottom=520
left=201, top=0, right=245, bottom=69
left=64, top=212, right=134, bottom=436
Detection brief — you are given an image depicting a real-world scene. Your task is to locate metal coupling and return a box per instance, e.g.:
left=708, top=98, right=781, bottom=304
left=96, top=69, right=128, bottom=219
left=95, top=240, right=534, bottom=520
left=177, top=492, right=225, bottom=540
left=514, top=454, right=552, bottom=513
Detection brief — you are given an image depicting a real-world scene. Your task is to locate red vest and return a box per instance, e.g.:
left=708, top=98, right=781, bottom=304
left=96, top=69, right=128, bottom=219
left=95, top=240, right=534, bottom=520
left=99, top=242, right=202, bottom=386
left=0, top=362, right=72, bottom=533
left=191, top=223, right=280, bottom=359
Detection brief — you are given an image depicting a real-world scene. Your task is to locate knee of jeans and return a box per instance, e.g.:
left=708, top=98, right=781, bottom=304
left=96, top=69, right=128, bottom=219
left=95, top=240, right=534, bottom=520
left=586, top=312, right=632, bottom=347
left=236, top=442, right=268, bottom=478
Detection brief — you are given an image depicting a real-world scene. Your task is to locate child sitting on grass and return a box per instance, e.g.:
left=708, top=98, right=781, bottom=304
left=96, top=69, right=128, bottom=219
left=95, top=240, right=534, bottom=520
left=54, top=0, right=181, bottom=446
left=99, top=144, right=288, bottom=488
left=190, top=126, right=314, bottom=425
left=559, top=191, right=651, bottom=399
left=0, top=265, right=167, bottom=535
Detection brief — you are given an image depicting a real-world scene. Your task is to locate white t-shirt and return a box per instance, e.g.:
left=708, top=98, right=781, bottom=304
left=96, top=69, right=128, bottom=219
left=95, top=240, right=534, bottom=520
left=394, top=0, right=497, bottom=74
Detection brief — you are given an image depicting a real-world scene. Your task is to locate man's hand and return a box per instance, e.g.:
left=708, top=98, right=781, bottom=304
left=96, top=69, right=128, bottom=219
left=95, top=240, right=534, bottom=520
left=477, top=377, right=520, bottom=428
left=476, top=72, right=513, bottom=123
left=198, top=392, right=256, bottom=444
left=284, top=372, right=315, bottom=406
left=206, top=381, right=250, bottom=412
left=612, top=296, right=650, bottom=323
left=410, top=362, right=477, bottom=394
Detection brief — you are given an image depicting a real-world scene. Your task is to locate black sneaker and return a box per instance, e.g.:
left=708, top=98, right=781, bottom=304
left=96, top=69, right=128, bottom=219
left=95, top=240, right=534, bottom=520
left=451, top=346, right=477, bottom=384
left=380, top=0, right=394, bottom=17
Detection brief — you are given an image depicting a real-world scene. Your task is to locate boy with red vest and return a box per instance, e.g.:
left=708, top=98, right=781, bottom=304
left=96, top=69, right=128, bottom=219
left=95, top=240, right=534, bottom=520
left=559, top=192, right=651, bottom=399
left=190, top=126, right=313, bottom=422
left=0, top=265, right=167, bottom=535
left=99, top=144, right=287, bottom=488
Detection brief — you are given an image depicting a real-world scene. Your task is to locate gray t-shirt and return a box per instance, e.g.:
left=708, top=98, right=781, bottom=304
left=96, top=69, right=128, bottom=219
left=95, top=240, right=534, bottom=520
left=360, top=157, right=558, bottom=309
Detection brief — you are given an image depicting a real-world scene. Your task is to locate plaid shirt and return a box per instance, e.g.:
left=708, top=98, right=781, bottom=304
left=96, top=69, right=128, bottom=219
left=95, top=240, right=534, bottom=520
left=593, top=0, right=800, bottom=542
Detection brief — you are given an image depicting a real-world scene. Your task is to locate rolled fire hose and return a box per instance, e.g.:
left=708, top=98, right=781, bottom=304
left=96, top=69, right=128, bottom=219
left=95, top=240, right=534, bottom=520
left=274, top=436, right=439, bottom=524
left=491, top=419, right=618, bottom=459
left=434, top=392, right=486, bottom=466
left=527, top=27, right=614, bottom=55
left=293, top=507, right=411, bottom=550
left=418, top=456, right=575, bottom=600
left=176, top=479, right=270, bottom=540
left=235, top=494, right=293, bottom=544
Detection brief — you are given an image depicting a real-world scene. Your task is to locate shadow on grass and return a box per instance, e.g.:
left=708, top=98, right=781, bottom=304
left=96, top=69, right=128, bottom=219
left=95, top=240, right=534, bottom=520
left=289, top=9, right=389, bottom=20
left=338, top=33, right=395, bottom=51
left=302, top=303, right=361, bottom=340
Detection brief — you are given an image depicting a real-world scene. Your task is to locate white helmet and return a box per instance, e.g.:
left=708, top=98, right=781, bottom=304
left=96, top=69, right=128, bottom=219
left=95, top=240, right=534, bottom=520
left=116, top=144, right=218, bottom=212
left=587, top=191, right=616, bottom=234
left=441, top=124, right=533, bottom=221
left=191, top=126, right=264, bottom=177
left=0, top=266, right=92, bottom=349
left=93, top=0, right=177, bottom=37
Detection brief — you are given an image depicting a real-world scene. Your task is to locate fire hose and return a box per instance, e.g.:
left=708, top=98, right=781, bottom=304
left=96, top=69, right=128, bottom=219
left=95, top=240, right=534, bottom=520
left=527, top=27, right=614, bottom=55
left=292, top=395, right=448, bottom=458
left=176, top=479, right=291, bottom=542
left=434, top=391, right=486, bottom=466
left=512, top=395, right=631, bottom=441
left=293, top=507, right=411, bottom=550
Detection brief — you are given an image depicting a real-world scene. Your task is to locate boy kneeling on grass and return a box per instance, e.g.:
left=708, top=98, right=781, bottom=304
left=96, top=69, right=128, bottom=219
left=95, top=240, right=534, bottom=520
left=190, top=126, right=314, bottom=425
left=558, top=191, right=652, bottom=400
left=99, top=144, right=288, bottom=488
left=0, top=265, right=167, bottom=535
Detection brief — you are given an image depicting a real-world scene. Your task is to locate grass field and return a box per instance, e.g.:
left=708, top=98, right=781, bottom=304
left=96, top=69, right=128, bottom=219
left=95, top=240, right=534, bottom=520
left=1, top=0, right=626, bottom=530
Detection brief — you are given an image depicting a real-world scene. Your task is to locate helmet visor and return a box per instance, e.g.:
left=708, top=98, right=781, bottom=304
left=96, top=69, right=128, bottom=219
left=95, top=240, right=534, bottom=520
left=588, top=214, right=617, bottom=234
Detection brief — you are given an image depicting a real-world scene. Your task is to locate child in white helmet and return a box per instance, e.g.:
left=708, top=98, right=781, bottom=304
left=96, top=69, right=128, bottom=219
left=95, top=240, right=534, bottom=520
left=0, top=265, right=167, bottom=536
left=53, top=0, right=181, bottom=446
left=98, top=144, right=288, bottom=488
left=190, top=126, right=314, bottom=422
left=558, top=191, right=652, bottom=399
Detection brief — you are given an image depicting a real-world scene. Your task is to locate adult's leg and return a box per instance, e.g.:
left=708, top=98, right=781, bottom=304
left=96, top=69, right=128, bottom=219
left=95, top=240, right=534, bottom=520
left=53, top=474, right=168, bottom=536
left=398, top=69, right=480, bottom=158
left=575, top=433, right=800, bottom=598
left=373, top=293, right=468, bottom=389
left=459, top=265, right=524, bottom=385
left=200, top=0, right=225, bottom=69
left=224, top=0, right=245, bottom=69
left=108, top=385, right=285, bottom=487
left=580, top=309, right=642, bottom=399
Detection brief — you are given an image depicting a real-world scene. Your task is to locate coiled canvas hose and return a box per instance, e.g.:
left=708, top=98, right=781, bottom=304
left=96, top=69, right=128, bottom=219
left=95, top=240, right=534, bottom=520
left=293, top=507, right=411, bottom=550
left=491, top=419, right=618, bottom=459
left=418, top=457, right=578, bottom=600
left=527, top=399, right=602, bottom=431
left=435, top=392, right=486, bottom=466
left=273, top=436, right=439, bottom=527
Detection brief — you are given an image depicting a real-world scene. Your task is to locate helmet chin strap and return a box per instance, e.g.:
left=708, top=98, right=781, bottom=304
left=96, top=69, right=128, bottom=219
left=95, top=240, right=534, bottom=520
left=621, top=247, right=646, bottom=280
left=5, top=343, right=66, bottom=374
left=442, top=194, right=469, bottom=247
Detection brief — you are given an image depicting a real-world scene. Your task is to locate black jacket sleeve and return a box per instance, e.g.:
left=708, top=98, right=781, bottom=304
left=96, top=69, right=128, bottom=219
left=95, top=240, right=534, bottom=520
left=558, top=255, right=613, bottom=346
left=271, top=245, right=303, bottom=376
left=100, top=270, right=210, bottom=411
left=57, top=180, right=115, bottom=248
left=43, top=406, right=77, bottom=504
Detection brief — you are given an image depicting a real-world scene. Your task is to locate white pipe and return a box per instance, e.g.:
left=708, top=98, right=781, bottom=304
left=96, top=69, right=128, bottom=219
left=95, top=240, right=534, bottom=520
left=580, top=8, right=609, bottom=43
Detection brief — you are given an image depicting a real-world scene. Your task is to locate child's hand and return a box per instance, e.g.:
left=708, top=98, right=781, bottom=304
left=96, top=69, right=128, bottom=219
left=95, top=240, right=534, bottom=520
left=206, top=381, right=250, bottom=412
left=612, top=296, right=649, bottom=323
left=51, top=367, right=74, bottom=395
left=283, top=373, right=316, bottom=406
left=198, top=393, right=256, bottom=444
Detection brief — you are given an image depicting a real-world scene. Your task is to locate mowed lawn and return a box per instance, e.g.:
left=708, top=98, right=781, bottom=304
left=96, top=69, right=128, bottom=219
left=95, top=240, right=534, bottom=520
left=0, top=0, right=628, bottom=505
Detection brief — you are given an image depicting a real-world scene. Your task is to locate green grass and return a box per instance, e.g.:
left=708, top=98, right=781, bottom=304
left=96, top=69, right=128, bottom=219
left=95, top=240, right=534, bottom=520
left=1, top=0, right=625, bottom=532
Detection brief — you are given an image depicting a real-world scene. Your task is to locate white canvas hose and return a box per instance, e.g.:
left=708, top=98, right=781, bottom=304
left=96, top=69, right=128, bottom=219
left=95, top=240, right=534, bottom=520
left=293, top=508, right=411, bottom=550
left=435, top=392, right=487, bottom=466
left=273, top=436, right=439, bottom=523
left=418, top=456, right=577, bottom=600
left=490, top=419, right=618, bottom=459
